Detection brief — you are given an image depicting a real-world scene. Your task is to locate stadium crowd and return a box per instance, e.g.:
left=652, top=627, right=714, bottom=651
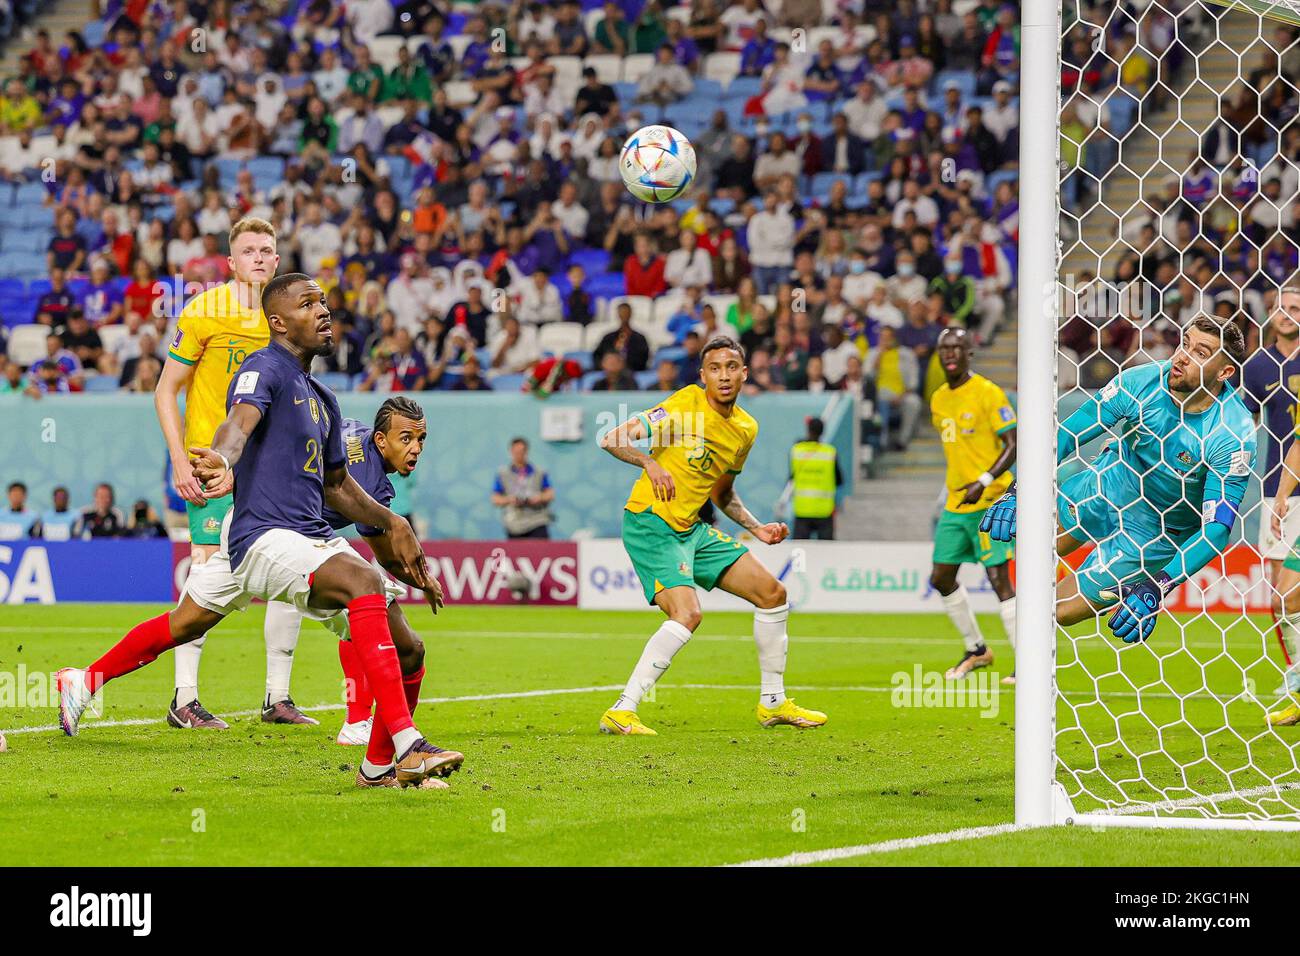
left=5, top=0, right=1278, bottom=457
left=0, top=0, right=1036, bottom=453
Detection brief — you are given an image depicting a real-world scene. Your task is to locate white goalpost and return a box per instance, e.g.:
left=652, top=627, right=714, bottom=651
left=1018, top=0, right=1300, bottom=831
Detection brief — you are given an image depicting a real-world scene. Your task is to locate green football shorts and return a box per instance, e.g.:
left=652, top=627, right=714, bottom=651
left=621, top=508, right=749, bottom=605
left=932, top=507, right=1014, bottom=568
left=187, top=493, right=233, bottom=546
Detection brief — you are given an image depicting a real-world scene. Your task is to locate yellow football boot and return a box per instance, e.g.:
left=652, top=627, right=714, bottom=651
left=599, top=708, right=658, bottom=735
left=757, top=698, right=827, bottom=729
left=1267, top=696, right=1300, bottom=727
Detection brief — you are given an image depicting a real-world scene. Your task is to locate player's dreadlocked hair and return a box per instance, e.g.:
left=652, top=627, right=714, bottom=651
left=261, top=271, right=313, bottom=317
left=374, top=396, right=425, bottom=434
left=1190, top=314, right=1246, bottom=370
left=700, top=335, right=747, bottom=363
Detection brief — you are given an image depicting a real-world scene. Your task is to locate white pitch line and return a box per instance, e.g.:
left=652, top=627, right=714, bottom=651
left=3, top=684, right=621, bottom=736
left=1099, top=781, right=1300, bottom=816
left=0, top=625, right=1284, bottom=652
left=727, top=822, right=1029, bottom=867
left=0, top=679, right=1274, bottom=736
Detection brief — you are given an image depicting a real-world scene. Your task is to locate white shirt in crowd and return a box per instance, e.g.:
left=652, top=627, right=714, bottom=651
left=983, top=99, right=1019, bottom=144
left=346, top=0, right=394, bottom=46
left=746, top=208, right=796, bottom=268
left=892, top=194, right=940, bottom=229
left=516, top=280, right=564, bottom=325
left=820, top=340, right=859, bottom=384
left=387, top=274, right=438, bottom=333
left=664, top=248, right=714, bottom=289
left=296, top=219, right=342, bottom=275
left=552, top=198, right=590, bottom=238
left=196, top=205, right=233, bottom=236
left=866, top=299, right=905, bottom=329
left=487, top=324, right=542, bottom=376
left=175, top=110, right=222, bottom=153
left=753, top=149, right=801, bottom=186
left=842, top=92, right=888, bottom=141
left=842, top=269, right=883, bottom=308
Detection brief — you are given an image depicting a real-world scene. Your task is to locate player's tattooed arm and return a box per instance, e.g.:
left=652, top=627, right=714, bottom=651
left=712, top=474, right=789, bottom=545
left=190, top=403, right=262, bottom=499
left=961, top=426, right=1017, bottom=505
left=323, top=467, right=431, bottom=589
left=599, top=414, right=676, bottom=501
left=371, top=530, right=444, bottom=614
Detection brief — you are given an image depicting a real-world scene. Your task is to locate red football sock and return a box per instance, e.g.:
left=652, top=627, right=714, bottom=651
left=86, top=612, right=177, bottom=693
left=338, top=639, right=374, bottom=723
left=365, top=666, right=424, bottom=767
left=347, top=595, right=413, bottom=744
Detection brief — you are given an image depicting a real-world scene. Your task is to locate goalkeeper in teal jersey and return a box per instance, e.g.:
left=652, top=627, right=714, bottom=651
left=981, top=317, right=1256, bottom=643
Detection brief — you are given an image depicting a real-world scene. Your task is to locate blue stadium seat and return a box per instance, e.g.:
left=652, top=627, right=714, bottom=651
left=10, top=205, right=45, bottom=229
left=986, top=170, right=1019, bottom=193
left=0, top=278, right=23, bottom=300
left=579, top=370, right=604, bottom=391
left=587, top=273, right=626, bottom=299
left=725, top=76, right=762, bottom=100
left=933, top=70, right=976, bottom=100
left=213, top=157, right=243, bottom=188
left=652, top=346, right=686, bottom=365
left=317, top=372, right=351, bottom=393
left=1108, top=94, right=1137, bottom=136
left=634, top=369, right=659, bottom=390
left=563, top=350, right=593, bottom=372
left=613, top=82, right=638, bottom=104
left=492, top=372, right=526, bottom=392
left=811, top=172, right=854, bottom=196
left=83, top=375, right=120, bottom=392
left=567, top=248, right=610, bottom=274
left=13, top=182, right=46, bottom=205
left=82, top=19, right=106, bottom=46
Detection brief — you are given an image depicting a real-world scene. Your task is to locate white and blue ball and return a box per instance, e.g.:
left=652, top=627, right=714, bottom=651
left=619, top=125, right=697, bottom=203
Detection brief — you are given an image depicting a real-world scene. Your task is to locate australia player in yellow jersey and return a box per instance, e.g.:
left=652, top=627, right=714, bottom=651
left=928, top=328, right=1018, bottom=683
left=596, top=335, right=827, bottom=735
left=155, top=217, right=314, bottom=728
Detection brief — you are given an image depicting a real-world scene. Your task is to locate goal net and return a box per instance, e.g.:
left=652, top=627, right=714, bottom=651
left=1019, top=0, right=1300, bottom=830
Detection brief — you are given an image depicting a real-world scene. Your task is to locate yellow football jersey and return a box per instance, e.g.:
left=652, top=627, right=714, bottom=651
left=167, top=282, right=268, bottom=451
left=625, top=385, right=758, bottom=531
left=930, top=373, right=1017, bottom=513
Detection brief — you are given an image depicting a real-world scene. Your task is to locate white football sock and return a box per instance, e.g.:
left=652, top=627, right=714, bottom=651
left=393, top=727, right=421, bottom=757
left=754, top=603, right=789, bottom=707
left=173, top=637, right=204, bottom=706
left=360, top=758, right=394, bottom=779
left=941, top=585, right=986, bottom=652
left=613, top=620, right=692, bottom=712
left=263, top=600, right=303, bottom=704
left=1279, top=612, right=1300, bottom=674
left=999, top=596, right=1017, bottom=651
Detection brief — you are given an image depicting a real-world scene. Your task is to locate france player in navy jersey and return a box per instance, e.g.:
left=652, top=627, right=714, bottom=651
left=981, top=317, right=1256, bottom=645
left=1240, top=289, right=1300, bottom=695
left=57, top=274, right=463, bottom=790
left=263, top=396, right=445, bottom=752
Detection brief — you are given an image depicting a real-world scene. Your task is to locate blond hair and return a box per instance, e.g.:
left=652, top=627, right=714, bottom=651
left=228, top=216, right=277, bottom=248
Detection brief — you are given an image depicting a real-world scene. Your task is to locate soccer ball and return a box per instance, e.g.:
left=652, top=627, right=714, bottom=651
left=620, top=125, right=697, bottom=203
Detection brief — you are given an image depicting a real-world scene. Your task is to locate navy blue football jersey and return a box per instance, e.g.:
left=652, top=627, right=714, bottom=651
left=224, top=342, right=346, bottom=570
left=320, top=419, right=395, bottom=536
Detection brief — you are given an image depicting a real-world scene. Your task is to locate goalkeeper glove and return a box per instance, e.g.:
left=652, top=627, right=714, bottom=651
left=978, top=486, right=1016, bottom=541
left=1106, top=572, right=1172, bottom=644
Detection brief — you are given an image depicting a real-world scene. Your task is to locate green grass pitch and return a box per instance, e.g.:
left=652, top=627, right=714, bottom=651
left=0, top=604, right=1297, bottom=866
